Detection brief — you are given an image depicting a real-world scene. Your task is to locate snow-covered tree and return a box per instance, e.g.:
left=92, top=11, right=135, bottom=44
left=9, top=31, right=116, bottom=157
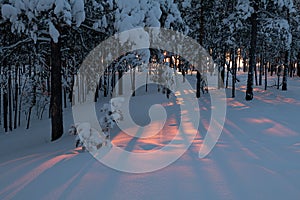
left=223, top=0, right=295, bottom=100
left=100, top=97, right=123, bottom=138
left=1, top=0, right=85, bottom=140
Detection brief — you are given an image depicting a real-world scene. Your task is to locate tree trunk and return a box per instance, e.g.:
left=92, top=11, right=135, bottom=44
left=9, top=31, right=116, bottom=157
left=226, top=58, right=230, bottom=89
left=118, top=70, right=123, bottom=95
left=243, top=54, right=247, bottom=73
left=8, top=70, right=12, bottom=131
left=265, top=61, right=268, bottom=90
left=131, top=67, right=136, bottom=97
left=282, top=51, right=289, bottom=91
left=246, top=0, right=258, bottom=101
left=50, top=36, right=63, bottom=141
left=289, top=62, right=294, bottom=77
left=282, top=7, right=290, bottom=91
left=259, top=54, right=263, bottom=86
left=219, top=47, right=226, bottom=88
left=3, top=92, right=8, bottom=132
left=3, top=66, right=8, bottom=132
left=231, top=48, right=236, bottom=98
left=14, top=64, right=18, bottom=129
left=254, top=60, right=258, bottom=86
left=196, top=0, right=204, bottom=98
left=196, top=71, right=201, bottom=98
left=297, top=53, right=300, bottom=77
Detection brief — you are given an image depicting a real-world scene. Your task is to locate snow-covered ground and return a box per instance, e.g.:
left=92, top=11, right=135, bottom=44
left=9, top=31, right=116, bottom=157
left=0, top=73, right=300, bottom=200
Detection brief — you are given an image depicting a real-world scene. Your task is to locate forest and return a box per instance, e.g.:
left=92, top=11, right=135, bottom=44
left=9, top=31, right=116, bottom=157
left=1, top=0, right=300, bottom=140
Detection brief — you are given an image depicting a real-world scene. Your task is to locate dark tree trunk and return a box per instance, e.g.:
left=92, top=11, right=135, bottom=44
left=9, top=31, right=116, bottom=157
left=118, top=70, right=123, bottom=95
left=254, top=60, right=258, bottom=86
left=3, top=92, right=8, bottom=132
left=94, top=85, right=99, bottom=102
left=226, top=59, right=230, bottom=89
left=26, top=107, right=33, bottom=129
left=289, top=62, right=294, bottom=77
left=14, top=64, right=18, bottom=129
left=282, top=51, right=289, bottom=91
left=265, top=61, right=268, bottom=90
left=3, top=61, right=7, bottom=131
left=259, top=54, right=263, bottom=86
left=231, top=48, right=236, bottom=98
left=243, top=55, right=247, bottom=73
left=282, top=7, right=290, bottom=91
left=69, top=74, right=74, bottom=104
left=111, top=70, right=116, bottom=97
left=196, top=0, right=204, bottom=98
left=270, top=64, right=275, bottom=76
left=196, top=71, right=201, bottom=98
left=246, top=0, right=258, bottom=101
left=146, top=70, right=148, bottom=92
left=8, top=70, right=12, bottom=131
left=50, top=36, right=63, bottom=141
left=132, top=68, right=136, bottom=97
left=297, top=53, right=300, bottom=77
left=219, top=47, right=226, bottom=88
left=64, top=87, right=67, bottom=107
left=277, top=66, right=281, bottom=90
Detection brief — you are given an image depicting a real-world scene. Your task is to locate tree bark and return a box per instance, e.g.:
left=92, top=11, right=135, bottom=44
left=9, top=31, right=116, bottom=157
left=196, top=0, right=204, bottom=98
left=231, top=48, right=236, bottom=98
left=118, top=70, right=123, bottom=95
left=259, top=54, right=263, bottom=86
left=8, top=70, right=12, bottom=131
left=3, top=92, right=8, bottom=132
left=219, top=47, right=226, bottom=88
left=282, top=8, right=290, bottom=91
left=196, top=71, right=201, bottom=98
left=246, top=0, right=258, bottom=101
left=14, top=64, right=18, bottom=129
left=50, top=35, right=63, bottom=141
left=297, top=53, right=300, bottom=77
left=282, top=51, right=289, bottom=91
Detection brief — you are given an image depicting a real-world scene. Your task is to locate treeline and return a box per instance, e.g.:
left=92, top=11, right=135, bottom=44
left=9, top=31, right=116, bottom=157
left=0, top=0, right=300, bottom=139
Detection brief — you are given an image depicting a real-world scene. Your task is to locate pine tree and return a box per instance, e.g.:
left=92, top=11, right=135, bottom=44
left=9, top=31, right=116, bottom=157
left=246, top=0, right=259, bottom=101
left=1, top=0, right=86, bottom=140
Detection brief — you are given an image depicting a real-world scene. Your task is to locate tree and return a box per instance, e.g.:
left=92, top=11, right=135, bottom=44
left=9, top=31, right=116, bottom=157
left=1, top=0, right=85, bottom=140
left=246, top=0, right=259, bottom=101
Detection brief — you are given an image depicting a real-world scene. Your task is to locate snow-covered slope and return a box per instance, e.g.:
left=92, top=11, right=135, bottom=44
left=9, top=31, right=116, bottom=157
left=0, top=74, right=300, bottom=200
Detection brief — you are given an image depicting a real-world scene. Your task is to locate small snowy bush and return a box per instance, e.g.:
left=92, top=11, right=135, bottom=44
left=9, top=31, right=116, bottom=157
left=73, top=98, right=124, bottom=151
left=99, top=97, right=124, bottom=138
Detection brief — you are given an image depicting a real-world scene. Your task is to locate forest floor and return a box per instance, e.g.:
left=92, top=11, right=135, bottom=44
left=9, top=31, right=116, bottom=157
left=0, top=73, right=300, bottom=200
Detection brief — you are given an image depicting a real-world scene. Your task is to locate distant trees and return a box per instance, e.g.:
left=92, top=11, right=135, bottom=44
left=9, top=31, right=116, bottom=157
left=218, top=0, right=295, bottom=100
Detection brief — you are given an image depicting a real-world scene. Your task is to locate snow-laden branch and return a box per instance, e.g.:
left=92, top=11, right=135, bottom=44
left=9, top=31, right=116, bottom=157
left=0, top=38, right=31, bottom=52
left=79, top=23, right=108, bottom=36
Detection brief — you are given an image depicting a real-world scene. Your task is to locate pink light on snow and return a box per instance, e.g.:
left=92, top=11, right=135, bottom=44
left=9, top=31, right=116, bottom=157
left=0, top=152, right=79, bottom=199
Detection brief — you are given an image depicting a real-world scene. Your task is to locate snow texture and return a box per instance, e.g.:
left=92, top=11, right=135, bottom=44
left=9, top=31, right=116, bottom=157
left=0, top=74, right=300, bottom=199
left=49, top=21, right=60, bottom=43
left=1, top=0, right=85, bottom=42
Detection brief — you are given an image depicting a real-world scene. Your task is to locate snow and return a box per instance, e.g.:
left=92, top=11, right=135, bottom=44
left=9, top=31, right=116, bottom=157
left=181, top=0, right=191, bottom=9
left=70, top=0, right=85, bottom=27
left=2, top=0, right=86, bottom=42
left=236, top=0, right=254, bottom=20
left=1, top=4, right=18, bottom=22
left=36, top=0, right=55, bottom=12
left=49, top=21, right=60, bottom=43
left=1, top=73, right=300, bottom=199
